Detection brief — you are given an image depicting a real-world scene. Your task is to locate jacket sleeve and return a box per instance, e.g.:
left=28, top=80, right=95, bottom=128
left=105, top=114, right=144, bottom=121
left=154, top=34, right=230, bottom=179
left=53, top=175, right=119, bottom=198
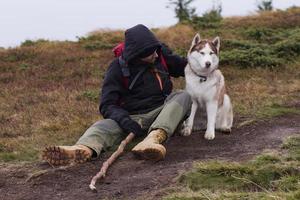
left=99, top=61, right=144, bottom=136
left=161, top=43, right=187, bottom=77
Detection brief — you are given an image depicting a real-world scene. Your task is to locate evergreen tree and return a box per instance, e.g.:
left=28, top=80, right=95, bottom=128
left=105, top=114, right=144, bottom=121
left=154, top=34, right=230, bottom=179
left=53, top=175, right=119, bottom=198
left=168, top=0, right=196, bottom=22
left=257, top=0, right=273, bottom=11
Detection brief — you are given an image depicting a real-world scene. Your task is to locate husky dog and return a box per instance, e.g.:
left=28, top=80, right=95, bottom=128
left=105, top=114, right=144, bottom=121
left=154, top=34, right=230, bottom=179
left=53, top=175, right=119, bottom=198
left=181, top=33, right=233, bottom=140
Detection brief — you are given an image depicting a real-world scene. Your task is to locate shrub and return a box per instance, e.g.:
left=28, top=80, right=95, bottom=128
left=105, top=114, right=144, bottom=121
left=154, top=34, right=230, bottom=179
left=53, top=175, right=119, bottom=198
left=243, top=28, right=283, bottom=43
left=21, top=39, right=49, bottom=47
left=220, top=48, right=284, bottom=68
left=83, top=41, right=114, bottom=51
left=191, top=6, right=223, bottom=29
left=222, top=39, right=259, bottom=50
left=274, top=34, right=300, bottom=59
left=0, top=48, right=37, bottom=62
left=78, top=30, right=123, bottom=51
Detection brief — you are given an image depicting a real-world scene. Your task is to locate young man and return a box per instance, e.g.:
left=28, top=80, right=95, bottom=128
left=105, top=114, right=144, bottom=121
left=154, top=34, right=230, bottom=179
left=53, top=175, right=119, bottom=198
left=42, top=24, right=191, bottom=165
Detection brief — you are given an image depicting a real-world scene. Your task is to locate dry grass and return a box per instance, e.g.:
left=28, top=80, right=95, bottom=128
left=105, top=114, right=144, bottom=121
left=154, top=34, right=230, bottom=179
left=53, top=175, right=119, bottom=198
left=223, top=7, right=300, bottom=29
left=0, top=42, right=112, bottom=161
left=222, top=62, right=300, bottom=118
left=155, top=24, right=196, bottom=51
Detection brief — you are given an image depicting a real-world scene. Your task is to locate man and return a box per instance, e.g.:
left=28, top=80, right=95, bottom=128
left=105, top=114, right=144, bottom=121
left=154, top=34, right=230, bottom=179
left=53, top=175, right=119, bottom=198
left=42, top=24, right=191, bottom=165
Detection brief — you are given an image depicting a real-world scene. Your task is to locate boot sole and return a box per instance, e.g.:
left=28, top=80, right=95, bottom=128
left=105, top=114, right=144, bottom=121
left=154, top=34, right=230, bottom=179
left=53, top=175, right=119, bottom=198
left=132, top=148, right=165, bottom=162
left=42, top=146, right=90, bottom=166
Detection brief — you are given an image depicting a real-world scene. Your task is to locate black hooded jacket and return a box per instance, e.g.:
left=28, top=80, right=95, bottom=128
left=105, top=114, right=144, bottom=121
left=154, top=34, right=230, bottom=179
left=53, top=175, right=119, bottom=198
left=99, top=24, right=187, bottom=136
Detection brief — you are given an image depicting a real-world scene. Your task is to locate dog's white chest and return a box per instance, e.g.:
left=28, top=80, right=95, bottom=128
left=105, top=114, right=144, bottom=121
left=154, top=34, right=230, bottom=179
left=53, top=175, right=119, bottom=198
left=185, top=67, right=218, bottom=104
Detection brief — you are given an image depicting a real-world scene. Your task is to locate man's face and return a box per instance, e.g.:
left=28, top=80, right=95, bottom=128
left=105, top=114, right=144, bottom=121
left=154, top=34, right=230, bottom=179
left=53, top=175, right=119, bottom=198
left=140, top=51, right=158, bottom=64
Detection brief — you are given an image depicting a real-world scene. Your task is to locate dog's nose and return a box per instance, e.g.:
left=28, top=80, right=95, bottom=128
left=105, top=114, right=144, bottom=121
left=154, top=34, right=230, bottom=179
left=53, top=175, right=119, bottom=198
left=205, top=62, right=211, bottom=68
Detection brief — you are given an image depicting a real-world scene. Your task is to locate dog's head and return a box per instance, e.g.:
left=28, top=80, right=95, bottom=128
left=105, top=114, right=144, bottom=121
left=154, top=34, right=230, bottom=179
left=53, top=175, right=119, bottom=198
left=187, top=33, right=220, bottom=75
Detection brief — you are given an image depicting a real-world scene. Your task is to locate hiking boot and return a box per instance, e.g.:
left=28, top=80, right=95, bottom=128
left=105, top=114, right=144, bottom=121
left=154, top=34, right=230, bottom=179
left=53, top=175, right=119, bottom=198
left=42, top=145, right=93, bottom=166
left=132, top=129, right=167, bottom=161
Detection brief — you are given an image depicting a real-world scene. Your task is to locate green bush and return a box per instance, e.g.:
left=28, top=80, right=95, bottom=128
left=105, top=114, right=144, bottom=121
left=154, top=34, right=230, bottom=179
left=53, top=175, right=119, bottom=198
left=274, top=35, right=300, bottom=59
left=82, top=41, right=114, bottom=51
left=222, top=39, right=260, bottom=50
left=0, top=48, right=37, bottom=62
left=78, top=32, right=123, bottom=51
left=219, top=28, right=300, bottom=67
left=21, top=39, right=49, bottom=47
left=220, top=48, right=284, bottom=67
left=191, top=6, right=222, bottom=28
left=243, top=28, right=283, bottom=43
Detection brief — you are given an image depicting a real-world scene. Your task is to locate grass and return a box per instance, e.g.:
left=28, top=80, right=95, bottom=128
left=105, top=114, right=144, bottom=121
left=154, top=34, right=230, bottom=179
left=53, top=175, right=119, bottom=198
left=164, top=136, right=300, bottom=200
left=256, top=104, right=300, bottom=118
left=0, top=8, right=300, bottom=162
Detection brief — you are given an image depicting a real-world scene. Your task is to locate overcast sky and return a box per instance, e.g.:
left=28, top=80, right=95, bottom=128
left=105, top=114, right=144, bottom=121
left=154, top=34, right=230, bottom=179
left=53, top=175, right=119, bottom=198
left=0, top=0, right=299, bottom=48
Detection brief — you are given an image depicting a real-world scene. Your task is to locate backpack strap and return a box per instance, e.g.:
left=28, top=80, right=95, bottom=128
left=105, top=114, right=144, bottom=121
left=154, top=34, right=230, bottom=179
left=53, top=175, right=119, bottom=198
left=118, top=57, right=149, bottom=91
left=118, top=56, right=130, bottom=89
left=159, top=52, right=168, bottom=71
left=113, top=42, right=125, bottom=57
left=128, top=66, right=148, bottom=90
left=119, top=57, right=130, bottom=77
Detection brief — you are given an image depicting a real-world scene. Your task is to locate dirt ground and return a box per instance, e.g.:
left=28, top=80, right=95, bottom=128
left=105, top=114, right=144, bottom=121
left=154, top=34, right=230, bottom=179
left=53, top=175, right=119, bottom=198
left=1, top=112, right=300, bottom=200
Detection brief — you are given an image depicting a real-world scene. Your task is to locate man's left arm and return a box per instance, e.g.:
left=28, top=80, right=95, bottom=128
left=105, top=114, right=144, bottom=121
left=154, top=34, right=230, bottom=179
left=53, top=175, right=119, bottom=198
left=160, top=44, right=187, bottom=77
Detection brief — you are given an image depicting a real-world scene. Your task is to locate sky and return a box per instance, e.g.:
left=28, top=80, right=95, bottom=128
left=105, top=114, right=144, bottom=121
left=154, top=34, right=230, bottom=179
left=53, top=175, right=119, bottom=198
left=0, top=0, right=299, bottom=48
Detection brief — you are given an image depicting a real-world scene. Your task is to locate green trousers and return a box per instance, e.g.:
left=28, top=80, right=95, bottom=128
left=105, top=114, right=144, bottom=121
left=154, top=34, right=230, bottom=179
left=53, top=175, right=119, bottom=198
left=76, top=91, right=191, bottom=156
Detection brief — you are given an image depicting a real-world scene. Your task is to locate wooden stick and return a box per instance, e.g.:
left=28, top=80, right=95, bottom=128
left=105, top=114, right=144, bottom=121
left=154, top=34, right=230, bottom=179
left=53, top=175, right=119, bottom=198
left=89, top=132, right=135, bottom=191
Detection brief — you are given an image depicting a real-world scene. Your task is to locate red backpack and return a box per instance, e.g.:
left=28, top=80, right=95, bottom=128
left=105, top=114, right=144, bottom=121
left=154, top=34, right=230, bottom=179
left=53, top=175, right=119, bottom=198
left=112, top=42, right=169, bottom=90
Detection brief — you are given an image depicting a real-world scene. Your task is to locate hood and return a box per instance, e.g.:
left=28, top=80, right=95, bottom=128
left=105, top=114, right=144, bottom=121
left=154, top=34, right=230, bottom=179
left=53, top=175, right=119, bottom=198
left=122, top=24, right=161, bottom=63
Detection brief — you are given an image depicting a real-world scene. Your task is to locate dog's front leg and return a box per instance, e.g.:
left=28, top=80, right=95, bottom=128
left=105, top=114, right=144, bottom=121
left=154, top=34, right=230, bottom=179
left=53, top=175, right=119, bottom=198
left=181, top=100, right=198, bottom=136
left=205, top=101, right=218, bottom=140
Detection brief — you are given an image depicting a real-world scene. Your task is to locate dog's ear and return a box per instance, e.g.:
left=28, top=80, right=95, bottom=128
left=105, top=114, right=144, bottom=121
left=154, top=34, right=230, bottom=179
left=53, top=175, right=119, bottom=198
left=191, top=33, right=201, bottom=47
left=212, top=36, right=220, bottom=53
left=189, top=33, right=201, bottom=53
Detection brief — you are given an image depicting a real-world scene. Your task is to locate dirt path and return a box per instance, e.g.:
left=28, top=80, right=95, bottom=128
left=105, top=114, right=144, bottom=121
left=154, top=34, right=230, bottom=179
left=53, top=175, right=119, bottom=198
left=1, top=113, right=300, bottom=200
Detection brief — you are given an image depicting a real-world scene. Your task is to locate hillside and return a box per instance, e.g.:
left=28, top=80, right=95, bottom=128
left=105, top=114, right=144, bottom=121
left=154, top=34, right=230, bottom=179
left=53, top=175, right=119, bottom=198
left=0, top=7, right=300, bottom=200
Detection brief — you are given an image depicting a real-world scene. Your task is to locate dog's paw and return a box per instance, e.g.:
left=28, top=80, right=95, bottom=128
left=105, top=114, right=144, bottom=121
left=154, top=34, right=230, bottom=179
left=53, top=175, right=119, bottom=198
left=180, top=126, right=192, bottom=136
left=219, top=127, right=231, bottom=134
left=204, top=131, right=215, bottom=140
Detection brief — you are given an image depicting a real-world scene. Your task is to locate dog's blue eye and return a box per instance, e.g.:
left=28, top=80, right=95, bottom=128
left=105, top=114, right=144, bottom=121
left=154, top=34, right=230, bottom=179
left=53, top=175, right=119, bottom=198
left=200, top=52, right=205, bottom=55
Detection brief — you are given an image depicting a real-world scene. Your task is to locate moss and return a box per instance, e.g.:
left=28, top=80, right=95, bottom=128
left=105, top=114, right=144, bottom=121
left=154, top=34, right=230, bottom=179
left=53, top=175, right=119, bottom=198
left=256, top=104, right=300, bottom=118
left=169, top=136, right=300, bottom=199
left=0, top=152, right=18, bottom=162
left=275, top=176, right=300, bottom=192
left=178, top=162, right=253, bottom=191
left=282, top=136, right=300, bottom=161
left=289, top=190, right=300, bottom=200
left=251, top=154, right=281, bottom=166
